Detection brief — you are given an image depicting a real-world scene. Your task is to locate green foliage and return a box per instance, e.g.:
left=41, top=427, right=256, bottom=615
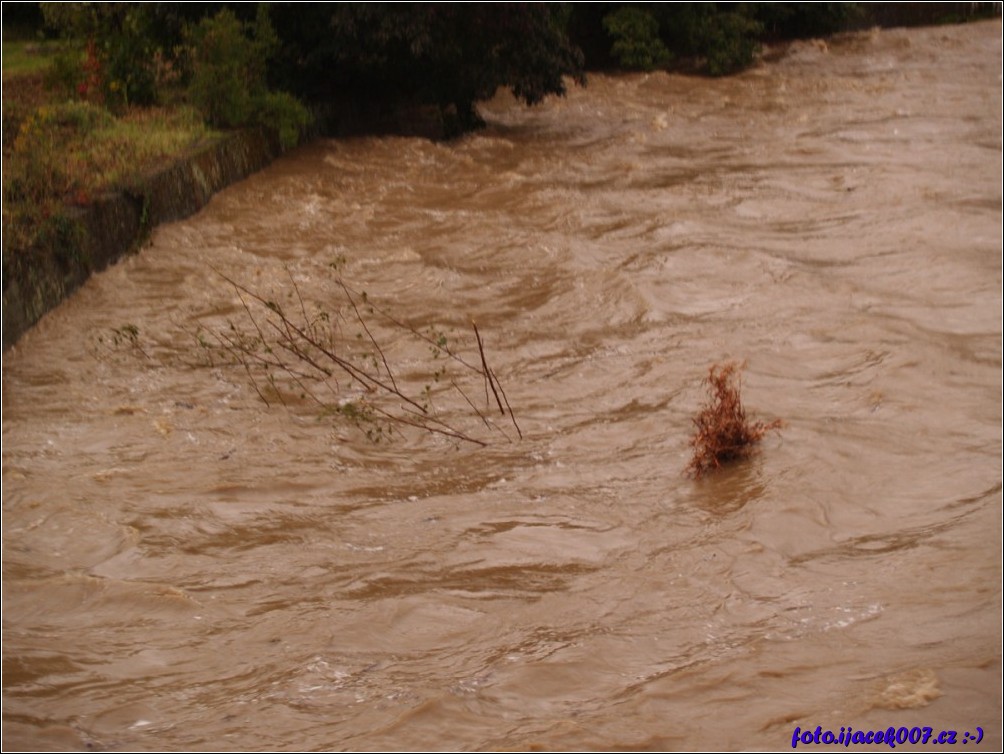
left=602, top=7, right=671, bottom=71
left=42, top=44, right=86, bottom=99
left=5, top=102, right=111, bottom=207
left=99, top=6, right=158, bottom=108
left=252, top=91, right=312, bottom=150
left=40, top=3, right=159, bottom=109
left=270, top=4, right=584, bottom=134
left=186, top=7, right=310, bottom=144
left=698, top=10, right=763, bottom=77
left=575, top=3, right=884, bottom=77
left=35, top=99, right=116, bottom=133
left=2, top=39, right=62, bottom=77
left=652, top=4, right=763, bottom=77
left=2, top=100, right=209, bottom=266
left=186, top=8, right=265, bottom=128
left=33, top=4, right=581, bottom=139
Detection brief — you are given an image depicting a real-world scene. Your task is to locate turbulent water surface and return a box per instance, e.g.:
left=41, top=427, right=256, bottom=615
left=4, top=21, right=1001, bottom=752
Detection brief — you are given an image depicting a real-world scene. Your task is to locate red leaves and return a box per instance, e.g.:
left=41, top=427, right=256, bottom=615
left=688, top=361, right=782, bottom=478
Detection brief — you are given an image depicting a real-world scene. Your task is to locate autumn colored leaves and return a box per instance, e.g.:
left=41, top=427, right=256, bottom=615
left=688, top=361, right=782, bottom=478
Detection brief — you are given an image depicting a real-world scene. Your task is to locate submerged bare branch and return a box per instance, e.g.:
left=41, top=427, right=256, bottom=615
left=201, top=266, right=520, bottom=446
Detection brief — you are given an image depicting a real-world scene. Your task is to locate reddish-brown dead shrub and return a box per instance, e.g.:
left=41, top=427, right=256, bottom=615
left=688, top=361, right=782, bottom=478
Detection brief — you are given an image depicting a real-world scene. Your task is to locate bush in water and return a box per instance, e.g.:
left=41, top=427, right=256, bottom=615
left=688, top=361, right=782, bottom=478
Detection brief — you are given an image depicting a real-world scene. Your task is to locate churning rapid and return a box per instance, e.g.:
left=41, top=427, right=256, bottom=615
left=3, top=20, right=1001, bottom=752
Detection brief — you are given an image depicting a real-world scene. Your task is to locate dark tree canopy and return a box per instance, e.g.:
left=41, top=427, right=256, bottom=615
left=270, top=3, right=585, bottom=132
left=26, top=2, right=1000, bottom=137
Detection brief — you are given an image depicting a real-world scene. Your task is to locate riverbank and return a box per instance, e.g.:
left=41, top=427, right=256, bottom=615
left=1, top=17, right=319, bottom=350
left=2, top=125, right=299, bottom=350
left=4, top=2, right=996, bottom=350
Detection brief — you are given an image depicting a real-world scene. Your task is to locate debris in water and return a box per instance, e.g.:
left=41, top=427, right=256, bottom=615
left=687, top=361, right=782, bottom=478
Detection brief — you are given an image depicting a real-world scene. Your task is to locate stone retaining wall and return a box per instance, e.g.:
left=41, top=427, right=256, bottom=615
left=2, top=128, right=286, bottom=349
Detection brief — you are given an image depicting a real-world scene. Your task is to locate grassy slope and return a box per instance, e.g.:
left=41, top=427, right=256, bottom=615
left=3, top=39, right=216, bottom=256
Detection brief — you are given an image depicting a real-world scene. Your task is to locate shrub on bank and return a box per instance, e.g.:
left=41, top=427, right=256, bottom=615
left=697, top=11, right=764, bottom=77
left=37, top=3, right=312, bottom=146
left=185, top=8, right=269, bottom=130
left=603, top=7, right=672, bottom=71
left=252, top=91, right=312, bottom=150
left=2, top=101, right=211, bottom=272
left=40, top=3, right=158, bottom=110
left=4, top=102, right=109, bottom=268
left=651, top=4, right=764, bottom=77
left=5, top=101, right=208, bottom=203
left=186, top=7, right=311, bottom=148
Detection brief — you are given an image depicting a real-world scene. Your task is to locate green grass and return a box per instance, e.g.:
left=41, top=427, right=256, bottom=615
left=2, top=39, right=61, bottom=78
left=66, top=104, right=217, bottom=189
left=7, top=100, right=215, bottom=193
left=4, top=96, right=216, bottom=265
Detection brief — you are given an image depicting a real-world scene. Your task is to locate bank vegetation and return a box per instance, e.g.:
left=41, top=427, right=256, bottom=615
left=3, top=2, right=999, bottom=348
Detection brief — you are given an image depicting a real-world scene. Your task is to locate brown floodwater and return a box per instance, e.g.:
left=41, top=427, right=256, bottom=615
left=3, top=21, right=1001, bottom=752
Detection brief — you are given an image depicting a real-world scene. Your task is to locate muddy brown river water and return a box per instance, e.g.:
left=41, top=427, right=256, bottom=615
left=3, top=21, right=1002, bottom=752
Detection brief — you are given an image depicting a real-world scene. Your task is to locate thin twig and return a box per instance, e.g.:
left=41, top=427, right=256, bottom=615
left=369, top=405, right=488, bottom=447
left=452, top=379, right=493, bottom=432
left=473, top=322, right=505, bottom=417
left=219, top=270, right=426, bottom=412
left=335, top=277, right=483, bottom=372
left=453, top=379, right=510, bottom=441
left=338, top=281, right=399, bottom=392
left=488, top=364, right=522, bottom=439
left=286, top=264, right=311, bottom=331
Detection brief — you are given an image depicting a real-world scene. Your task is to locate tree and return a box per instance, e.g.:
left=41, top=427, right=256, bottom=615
left=41, top=2, right=159, bottom=109
left=603, top=6, right=672, bottom=71
left=271, top=4, right=585, bottom=135
left=650, top=3, right=763, bottom=77
left=186, top=6, right=275, bottom=128
left=185, top=6, right=310, bottom=147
